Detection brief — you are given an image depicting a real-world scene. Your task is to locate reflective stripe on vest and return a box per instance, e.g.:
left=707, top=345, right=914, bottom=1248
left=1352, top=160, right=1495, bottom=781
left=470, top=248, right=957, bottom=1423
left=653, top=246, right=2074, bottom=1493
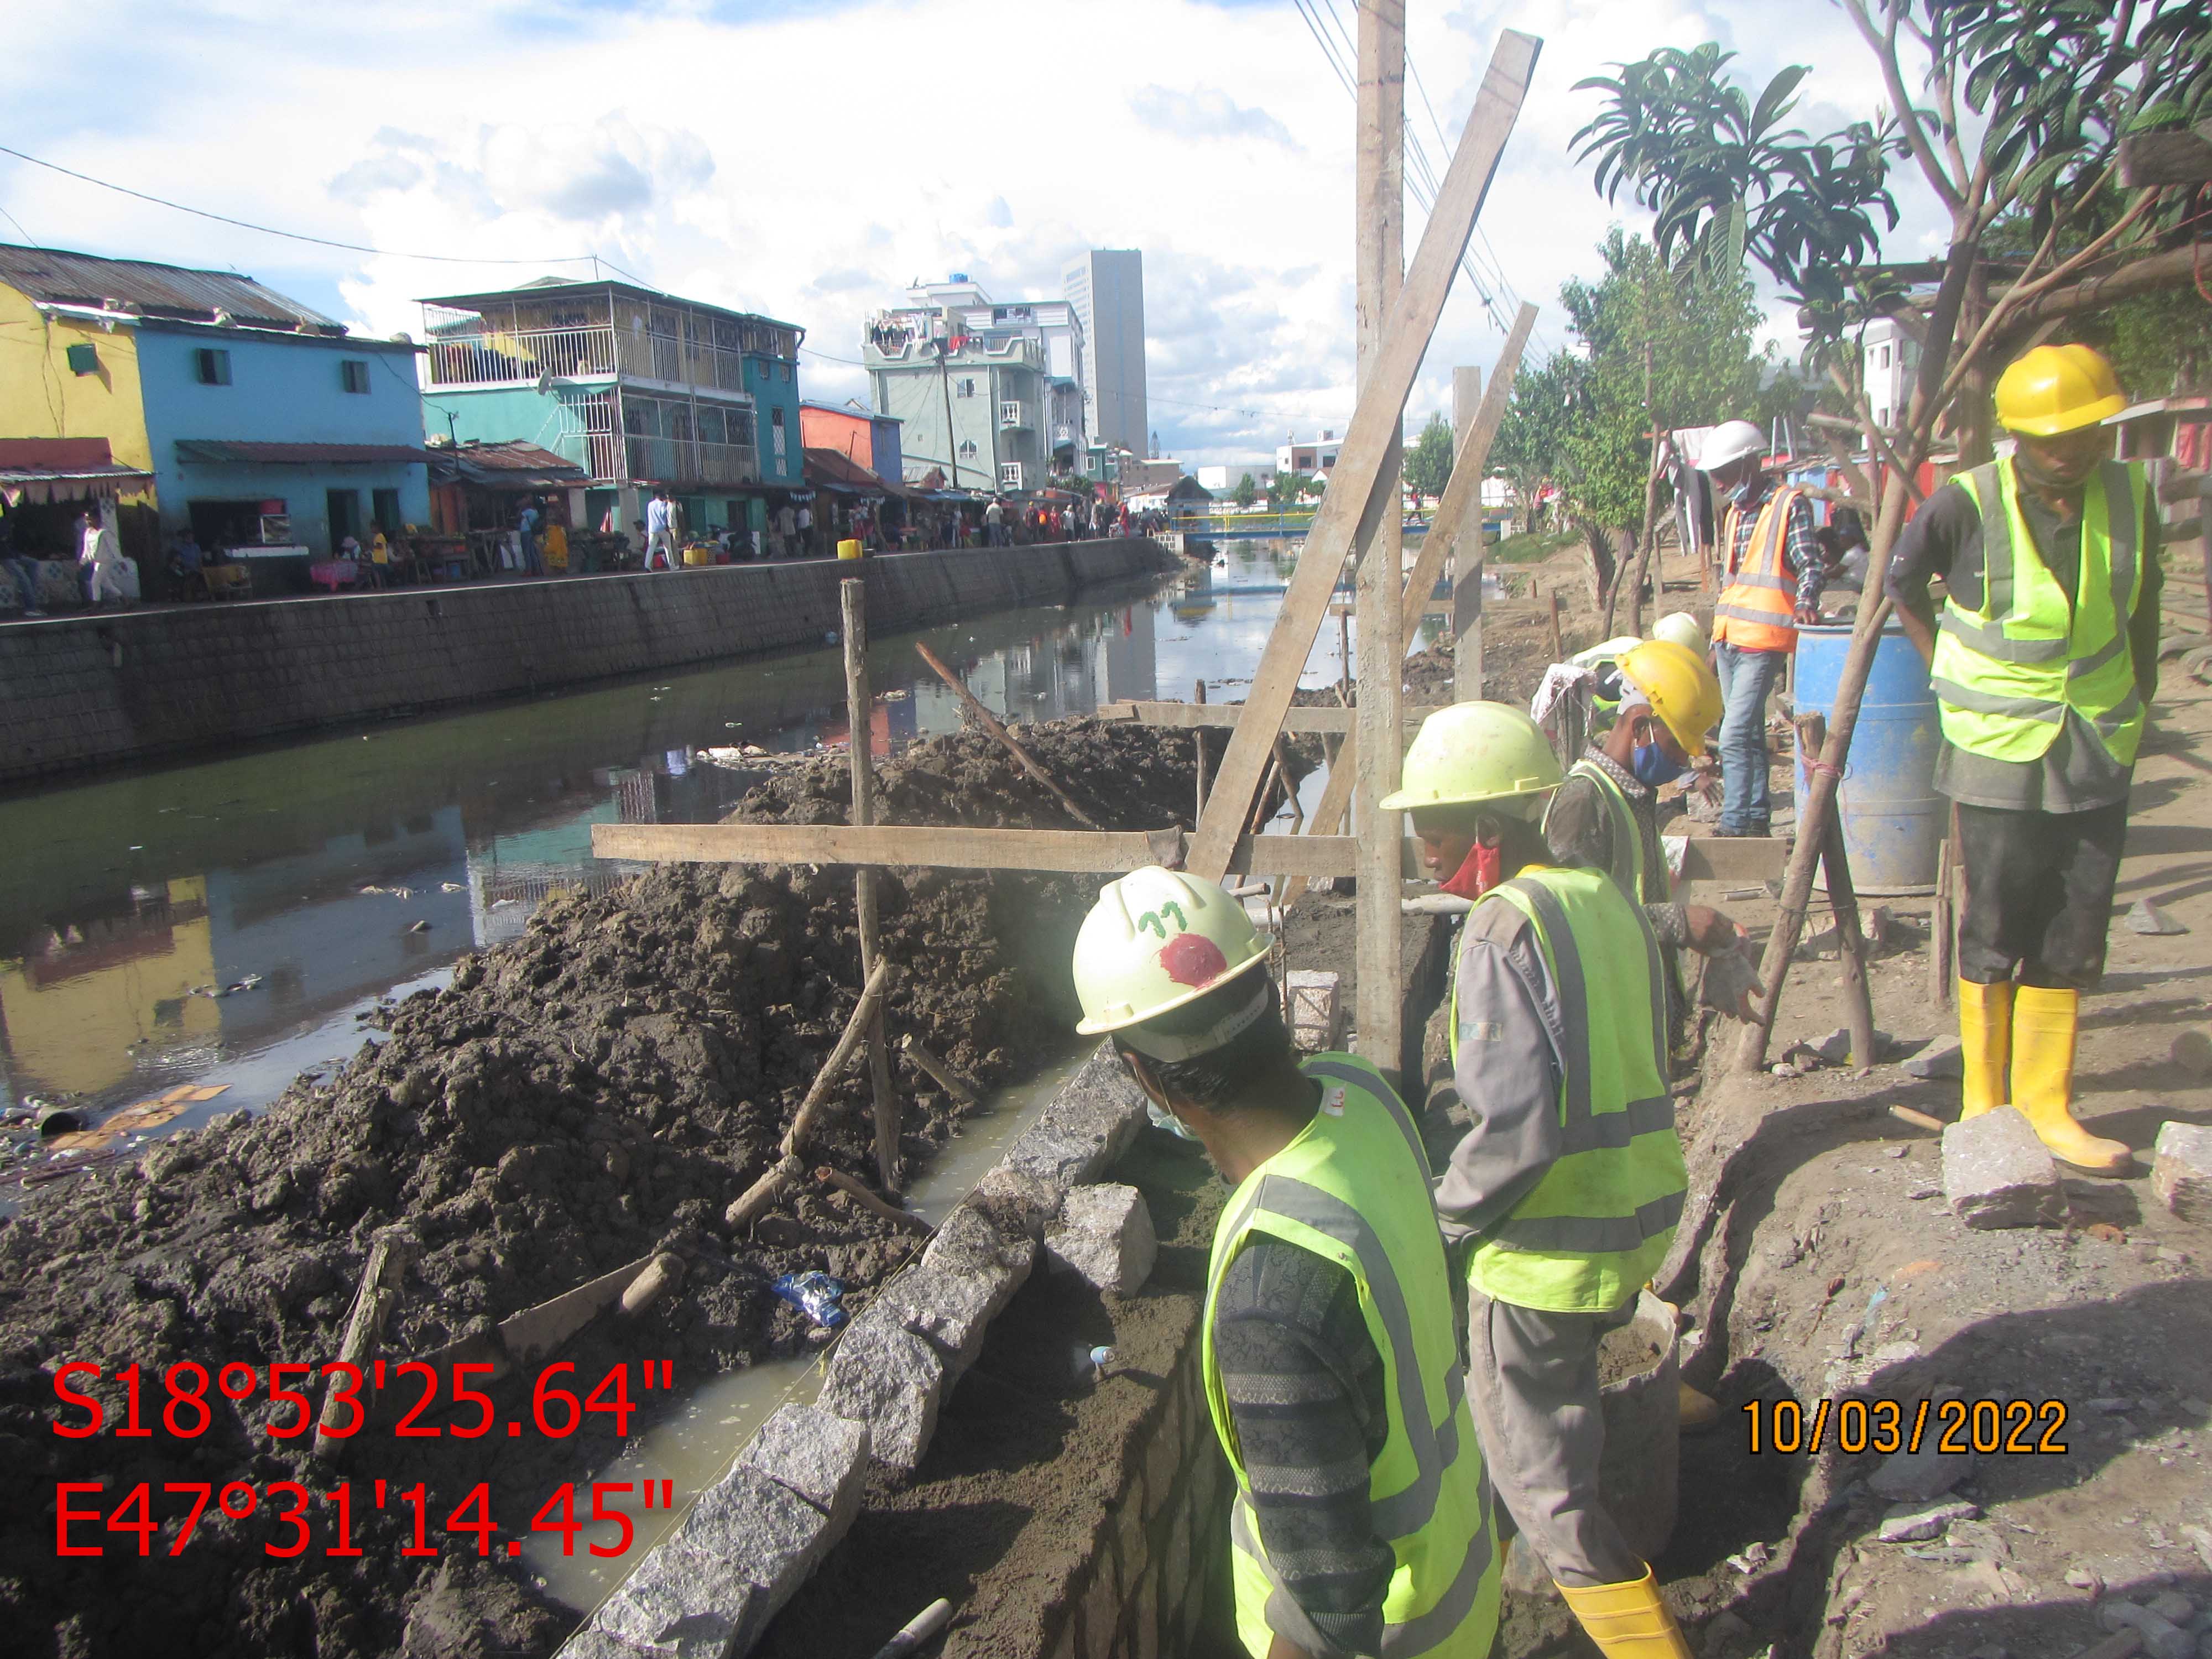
left=1713, top=486, right=1802, bottom=652
left=1929, top=458, right=2147, bottom=766
left=1447, top=867, right=1685, bottom=1313
left=1204, top=1053, right=1498, bottom=1658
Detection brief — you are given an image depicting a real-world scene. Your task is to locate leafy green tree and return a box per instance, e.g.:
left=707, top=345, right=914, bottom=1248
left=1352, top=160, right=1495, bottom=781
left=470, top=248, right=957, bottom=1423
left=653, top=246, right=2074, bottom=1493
left=1404, top=413, right=1455, bottom=507
left=1233, top=472, right=1259, bottom=509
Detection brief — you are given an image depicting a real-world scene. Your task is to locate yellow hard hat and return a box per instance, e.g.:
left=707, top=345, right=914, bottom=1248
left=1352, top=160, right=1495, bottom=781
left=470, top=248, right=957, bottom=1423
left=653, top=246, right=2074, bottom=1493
left=1618, top=638, right=1722, bottom=759
left=1992, top=344, right=2126, bottom=436
left=1072, top=867, right=1273, bottom=1044
left=1378, top=702, right=1563, bottom=817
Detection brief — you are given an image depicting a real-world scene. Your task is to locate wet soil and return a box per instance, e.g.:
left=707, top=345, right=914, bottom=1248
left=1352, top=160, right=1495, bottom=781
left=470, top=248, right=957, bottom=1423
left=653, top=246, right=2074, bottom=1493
left=0, top=716, right=1238, bottom=1659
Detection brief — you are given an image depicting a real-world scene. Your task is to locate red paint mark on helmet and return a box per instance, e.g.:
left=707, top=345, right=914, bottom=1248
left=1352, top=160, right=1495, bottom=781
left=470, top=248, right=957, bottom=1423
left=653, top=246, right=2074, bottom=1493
left=1160, top=932, right=1229, bottom=987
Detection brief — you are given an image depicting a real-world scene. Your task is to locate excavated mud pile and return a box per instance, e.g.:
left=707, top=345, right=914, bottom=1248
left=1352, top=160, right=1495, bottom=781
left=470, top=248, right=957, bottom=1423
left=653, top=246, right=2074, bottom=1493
left=0, top=718, right=1249, bottom=1659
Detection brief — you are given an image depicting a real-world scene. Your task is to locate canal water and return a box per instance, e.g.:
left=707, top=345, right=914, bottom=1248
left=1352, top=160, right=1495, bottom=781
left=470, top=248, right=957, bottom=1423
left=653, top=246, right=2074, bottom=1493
left=0, top=542, right=1442, bottom=1149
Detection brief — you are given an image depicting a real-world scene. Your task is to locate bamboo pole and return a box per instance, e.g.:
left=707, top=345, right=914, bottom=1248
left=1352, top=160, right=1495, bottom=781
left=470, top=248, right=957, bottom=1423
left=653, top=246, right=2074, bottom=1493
left=843, top=581, right=900, bottom=1194
left=727, top=959, right=896, bottom=1229
left=1194, top=679, right=1209, bottom=821
left=898, top=1033, right=978, bottom=1107
left=915, top=641, right=1102, bottom=828
left=815, top=1166, right=933, bottom=1235
left=314, top=1225, right=416, bottom=1459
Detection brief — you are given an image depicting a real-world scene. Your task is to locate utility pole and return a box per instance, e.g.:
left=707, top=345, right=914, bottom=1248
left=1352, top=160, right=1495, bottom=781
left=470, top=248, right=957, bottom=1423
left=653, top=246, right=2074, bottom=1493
left=938, top=349, right=960, bottom=491
left=1353, top=0, right=1406, bottom=1083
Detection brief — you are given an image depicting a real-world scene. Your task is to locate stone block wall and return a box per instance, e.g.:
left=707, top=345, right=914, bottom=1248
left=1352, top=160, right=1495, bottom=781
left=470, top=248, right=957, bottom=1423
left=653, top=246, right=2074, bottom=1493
left=0, top=539, right=1171, bottom=786
left=1040, top=1298, right=1238, bottom=1659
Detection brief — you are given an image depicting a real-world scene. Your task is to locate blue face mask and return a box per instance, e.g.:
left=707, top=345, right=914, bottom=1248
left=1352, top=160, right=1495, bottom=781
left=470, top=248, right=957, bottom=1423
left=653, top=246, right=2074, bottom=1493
left=1632, top=742, right=1686, bottom=787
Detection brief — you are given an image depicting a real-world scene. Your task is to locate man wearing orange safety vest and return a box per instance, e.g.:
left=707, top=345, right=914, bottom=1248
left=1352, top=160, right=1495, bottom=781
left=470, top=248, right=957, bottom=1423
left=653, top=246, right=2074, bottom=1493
left=1698, top=421, right=1827, bottom=837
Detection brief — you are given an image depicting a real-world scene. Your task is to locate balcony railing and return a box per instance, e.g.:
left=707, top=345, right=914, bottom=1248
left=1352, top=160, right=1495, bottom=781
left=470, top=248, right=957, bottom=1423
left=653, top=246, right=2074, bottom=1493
left=623, top=435, right=759, bottom=488
left=427, top=325, right=758, bottom=395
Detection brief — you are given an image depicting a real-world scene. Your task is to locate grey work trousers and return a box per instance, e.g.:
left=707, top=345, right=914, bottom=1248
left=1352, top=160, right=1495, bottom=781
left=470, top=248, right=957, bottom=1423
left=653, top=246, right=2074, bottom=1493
left=1466, top=1288, right=1644, bottom=1588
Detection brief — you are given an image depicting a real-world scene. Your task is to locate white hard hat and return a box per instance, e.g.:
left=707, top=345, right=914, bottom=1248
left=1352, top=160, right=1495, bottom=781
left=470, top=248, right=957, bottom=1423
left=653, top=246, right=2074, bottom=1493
left=1652, top=612, right=1705, bottom=654
left=1072, top=867, right=1274, bottom=1057
left=1698, top=420, right=1765, bottom=472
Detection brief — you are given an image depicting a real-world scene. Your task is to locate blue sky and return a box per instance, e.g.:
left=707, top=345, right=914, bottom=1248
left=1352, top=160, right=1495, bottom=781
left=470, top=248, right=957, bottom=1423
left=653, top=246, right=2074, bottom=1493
left=2, top=0, right=1947, bottom=468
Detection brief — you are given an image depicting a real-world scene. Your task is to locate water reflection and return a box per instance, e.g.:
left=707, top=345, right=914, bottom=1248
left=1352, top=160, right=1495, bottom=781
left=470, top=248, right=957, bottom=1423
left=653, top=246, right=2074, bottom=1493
left=1, top=544, right=1383, bottom=1135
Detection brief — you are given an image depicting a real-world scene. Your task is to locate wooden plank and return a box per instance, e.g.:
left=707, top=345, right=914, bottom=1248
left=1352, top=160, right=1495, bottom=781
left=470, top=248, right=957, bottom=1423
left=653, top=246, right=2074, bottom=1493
left=1405, top=302, right=1536, bottom=670
left=1675, top=836, right=1788, bottom=883
left=1185, top=25, right=1543, bottom=883
left=1355, top=0, right=1408, bottom=1080
left=594, top=820, right=1369, bottom=878
left=1097, top=701, right=1446, bottom=733
left=2119, top=125, right=2212, bottom=189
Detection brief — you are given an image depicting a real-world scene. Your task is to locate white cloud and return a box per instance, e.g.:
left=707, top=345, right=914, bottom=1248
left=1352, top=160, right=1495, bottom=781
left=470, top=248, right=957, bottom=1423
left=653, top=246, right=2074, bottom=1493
left=0, top=0, right=1960, bottom=467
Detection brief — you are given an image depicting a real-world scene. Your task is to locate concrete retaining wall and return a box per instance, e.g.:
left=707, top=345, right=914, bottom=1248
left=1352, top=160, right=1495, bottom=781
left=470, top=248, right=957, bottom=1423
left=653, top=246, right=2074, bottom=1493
left=0, top=539, right=1172, bottom=786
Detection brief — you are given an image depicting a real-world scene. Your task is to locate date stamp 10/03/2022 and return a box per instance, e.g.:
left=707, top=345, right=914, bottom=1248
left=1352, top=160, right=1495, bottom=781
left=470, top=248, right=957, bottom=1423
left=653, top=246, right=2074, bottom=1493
left=1743, top=1395, right=2071, bottom=1457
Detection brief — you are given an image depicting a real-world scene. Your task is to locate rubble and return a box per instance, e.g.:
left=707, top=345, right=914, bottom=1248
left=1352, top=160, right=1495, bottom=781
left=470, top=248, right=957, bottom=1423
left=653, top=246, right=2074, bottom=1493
left=1866, top=1436, right=1975, bottom=1501
left=1875, top=1498, right=1981, bottom=1542
left=1902, top=1036, right=1964, bottom=1079
left=1942, top=1107, right=2067, bottom=1229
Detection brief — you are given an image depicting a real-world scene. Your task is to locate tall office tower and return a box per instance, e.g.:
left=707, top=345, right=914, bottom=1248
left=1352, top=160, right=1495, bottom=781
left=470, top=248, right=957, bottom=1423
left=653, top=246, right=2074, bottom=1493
left=1063, top=250, right=1148, bottom=460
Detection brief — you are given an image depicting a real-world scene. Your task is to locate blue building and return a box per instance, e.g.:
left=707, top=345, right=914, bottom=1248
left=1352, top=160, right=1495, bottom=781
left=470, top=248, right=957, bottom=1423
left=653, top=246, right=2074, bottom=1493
left=0, top=244, right=430, bottom=558
left=416, top=276, right=806, bottom=543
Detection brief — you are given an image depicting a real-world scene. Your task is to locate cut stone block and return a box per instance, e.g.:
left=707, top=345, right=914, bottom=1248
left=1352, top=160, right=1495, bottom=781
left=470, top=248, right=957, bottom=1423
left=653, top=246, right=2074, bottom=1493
left=664, top=1461, right=843, bottom=1648
left=1011, top=1042, right=1149, bottom=1191
left=738, top=1403, right=870, bottom=1527
left=1867, top=1436, right=1973, bottom=1501
left=817, top=1302, right=946, bottom=1474
left=877, top=1256, right=1020, bottom=1381
left=1875, top=1497, right=1980, bottom=1542
left=1902, top=1037, right=1963, bottom=1080
left=1285, top=971, right=1344, bottom=1052
left=586, top=1542, right=765, bottom=1659
left=1942, top=1107, right=2066, bottom=1230
left=1046, top=1182, right=1159, bottom=1296
left=2151, top=1121, right=2212, bottom=1224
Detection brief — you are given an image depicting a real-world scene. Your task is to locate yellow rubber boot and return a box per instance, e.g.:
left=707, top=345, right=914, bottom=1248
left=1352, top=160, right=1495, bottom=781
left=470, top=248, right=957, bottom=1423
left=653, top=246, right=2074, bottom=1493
left=1557, top=1567, right=1694, bottom=1659
left=2011, top=985, right=2130, bottom=1175
left=1957, top=978, right=2012, bottom=1119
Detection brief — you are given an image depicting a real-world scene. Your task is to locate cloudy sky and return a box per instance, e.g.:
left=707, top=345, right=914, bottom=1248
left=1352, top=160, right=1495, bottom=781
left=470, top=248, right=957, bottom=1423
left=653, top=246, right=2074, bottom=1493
left=2, top=0, right=1956, bottom=468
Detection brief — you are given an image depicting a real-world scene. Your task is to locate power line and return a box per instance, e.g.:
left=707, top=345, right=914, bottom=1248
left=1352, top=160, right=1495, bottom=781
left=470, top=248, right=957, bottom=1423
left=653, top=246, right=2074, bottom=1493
left=0, top=142, right=610, bottom=267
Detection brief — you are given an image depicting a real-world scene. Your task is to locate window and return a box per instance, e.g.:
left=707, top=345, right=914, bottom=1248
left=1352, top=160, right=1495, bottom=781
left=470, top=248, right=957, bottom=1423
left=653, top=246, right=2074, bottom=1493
left=326, top=488, right=363, bottom=547
left=956, top=378, right=977, bottom=398
left=770, top=405, right=787, bottom=462
left=341, top=359, right=371, bottom=394
left=1000, top=462, right=1022, bottom=488
left=958, top=439, right=979, bottom=460
left=372, top=488, right=401, bottom=533
left=780, top=363, right=791, bottom=383
left=66, top=342, right=99, bottom=375
left=195, top=348, right=232, bottom=386
left=1878, top=344, right=1891, bottom=370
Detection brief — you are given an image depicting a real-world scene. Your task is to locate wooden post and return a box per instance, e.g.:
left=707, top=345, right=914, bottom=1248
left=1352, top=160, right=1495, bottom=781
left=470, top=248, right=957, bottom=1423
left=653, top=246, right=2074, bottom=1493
left=899, top=1033, right=979, bottom=1108
left=1408, top=304, right=1537, bottom=679
left=727, top=960, right=896, bottom=1230
left=1185, top=27, right=1541, bottom=884
left=314, top=1225, right=416, bottom=1459
left=1339, top=607, right=1352, bottom=701
left=1547, top=591, right=1563, bottom=662
left=1354, top=0, right=1407, bottom=1082
left=916, top=641, right=1102, bottom=828
left=1194, top=679, right=1210, bottom=821
left=843, top=581, right=900, bottom=1194
left=1795, top=714, right=1878, bottom=1067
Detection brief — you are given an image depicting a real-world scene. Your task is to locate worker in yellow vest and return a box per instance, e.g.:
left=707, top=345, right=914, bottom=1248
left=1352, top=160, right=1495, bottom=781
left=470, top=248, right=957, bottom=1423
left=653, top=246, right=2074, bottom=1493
left=1887, top=343, right=2163, bottom=1175
left=1386, top=703, right=1694, bottom=1659
left=1699, top=420, right=1827, bottom=837
left=1071, top=868, right=1497, bottom=1658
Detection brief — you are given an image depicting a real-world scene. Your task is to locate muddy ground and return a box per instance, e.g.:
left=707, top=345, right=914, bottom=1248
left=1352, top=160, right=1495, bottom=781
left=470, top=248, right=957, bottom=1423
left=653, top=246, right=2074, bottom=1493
left=0, top=716, right=1262, bottom=1659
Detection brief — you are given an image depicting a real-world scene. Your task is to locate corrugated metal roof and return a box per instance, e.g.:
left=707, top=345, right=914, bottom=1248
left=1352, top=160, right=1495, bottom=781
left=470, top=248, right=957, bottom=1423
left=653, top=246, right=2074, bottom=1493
left=426, top=441, right=589, bottom=488
left=174, top=440, right=429, bottom=466
left=0, top=244, right=342, bottom=332
left=0, top=439, right=154, bottom=499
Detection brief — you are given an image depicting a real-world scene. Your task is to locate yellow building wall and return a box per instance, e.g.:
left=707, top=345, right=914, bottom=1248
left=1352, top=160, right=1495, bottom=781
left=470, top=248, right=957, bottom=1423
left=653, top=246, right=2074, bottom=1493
left=0, top=282, right=152, bottom=469
left=0, top=877, right=219, bottom=1097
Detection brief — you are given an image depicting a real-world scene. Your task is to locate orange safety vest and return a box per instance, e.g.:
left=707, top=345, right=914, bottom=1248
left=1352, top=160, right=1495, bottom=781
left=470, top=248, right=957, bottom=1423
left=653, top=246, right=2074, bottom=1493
left=1713, top=486, right=1803, bottom=653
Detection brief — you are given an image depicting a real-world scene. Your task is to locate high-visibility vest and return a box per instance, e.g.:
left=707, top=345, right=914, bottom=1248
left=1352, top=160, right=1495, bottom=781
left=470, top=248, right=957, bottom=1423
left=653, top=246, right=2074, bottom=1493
left=1551, top=758, right=1665, bottom=907
left=1713, top=486, right=1805, bottom=652
left=1203, top=1053, right=1499, bottom=1658
left=1928, top=458, right=2148, bottom=769
left=1448, top=866, right=1684, bottom=1313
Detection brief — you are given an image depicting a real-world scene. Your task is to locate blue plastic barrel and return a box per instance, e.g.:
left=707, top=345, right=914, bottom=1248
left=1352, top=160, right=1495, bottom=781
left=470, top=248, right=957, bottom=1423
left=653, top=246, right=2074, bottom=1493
left=1792, top=622, right=1944, bottom=894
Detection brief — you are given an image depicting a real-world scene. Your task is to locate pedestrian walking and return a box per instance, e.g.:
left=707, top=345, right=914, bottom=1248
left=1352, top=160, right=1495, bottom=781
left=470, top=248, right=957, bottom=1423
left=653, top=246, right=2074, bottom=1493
left=645, top=487, right=679, bottom=571
left=796, top=499, right=815, bottom=558
left=1887, top=343, right=2163, bottom=1176
left=1697, top=420, right=1824, bottom=837
left=1070, top=868, right=1500, bottom=1659
left=1391, top=703, right=1697, bottom=1659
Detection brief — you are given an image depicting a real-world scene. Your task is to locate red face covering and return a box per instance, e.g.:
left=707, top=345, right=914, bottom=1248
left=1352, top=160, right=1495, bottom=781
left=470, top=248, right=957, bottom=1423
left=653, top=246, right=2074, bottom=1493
left=1438, top=836, right=1502, bottom=900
